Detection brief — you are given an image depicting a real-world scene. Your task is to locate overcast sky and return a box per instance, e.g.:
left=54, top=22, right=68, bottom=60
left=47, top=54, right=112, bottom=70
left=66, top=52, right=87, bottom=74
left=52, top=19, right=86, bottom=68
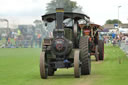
left=0, top=0, right=128, bottom=27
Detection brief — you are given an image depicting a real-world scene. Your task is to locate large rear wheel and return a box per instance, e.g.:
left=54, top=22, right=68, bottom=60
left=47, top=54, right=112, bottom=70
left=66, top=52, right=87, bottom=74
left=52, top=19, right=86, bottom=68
left=95, top=45, right=99, bottom=61
left=79, top=36, right=91, bottom=75
left=40, top=52, right=48, bottom=79
left=74, top=49, right=81, bottom=78
left=98, top=40, right=104, bottom=60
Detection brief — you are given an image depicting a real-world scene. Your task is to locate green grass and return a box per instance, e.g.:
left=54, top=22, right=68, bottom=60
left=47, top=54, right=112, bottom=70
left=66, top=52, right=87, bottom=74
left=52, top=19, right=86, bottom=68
left=0, top=46, right=128, bottom=85
left=92, top=46, right=128, bottom=85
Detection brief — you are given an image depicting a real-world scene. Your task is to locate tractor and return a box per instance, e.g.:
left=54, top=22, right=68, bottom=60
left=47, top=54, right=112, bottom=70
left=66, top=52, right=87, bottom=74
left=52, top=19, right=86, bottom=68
left=40, top=8, right=91, bottom=79
left=79, top=24, right=104, bottom=61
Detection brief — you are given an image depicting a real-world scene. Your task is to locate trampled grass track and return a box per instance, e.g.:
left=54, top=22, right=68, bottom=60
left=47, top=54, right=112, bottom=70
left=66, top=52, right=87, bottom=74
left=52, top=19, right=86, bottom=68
left=0, top=45, right=128, bottom=85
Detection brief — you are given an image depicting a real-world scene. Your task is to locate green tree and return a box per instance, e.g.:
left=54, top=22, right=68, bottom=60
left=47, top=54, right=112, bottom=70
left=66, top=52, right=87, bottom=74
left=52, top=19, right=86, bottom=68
left=33, top=20, right=45, bottom=34
left=46, top=0, right=82, bottom=14
left=105, top=19, right=122, bottom=24
left=33, top=20, right=42, bottom=28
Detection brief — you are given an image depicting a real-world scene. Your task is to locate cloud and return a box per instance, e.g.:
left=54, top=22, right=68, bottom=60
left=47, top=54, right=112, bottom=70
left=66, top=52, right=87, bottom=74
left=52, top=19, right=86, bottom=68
left=0, top=7, right=45, bottom=16
left=0, top=0, right=51, bottom=16
left=0, top=0, right=128, bottom=25
left=0, top=0, right=52, bottom=26
left=72, top=0, right=128, bottom=25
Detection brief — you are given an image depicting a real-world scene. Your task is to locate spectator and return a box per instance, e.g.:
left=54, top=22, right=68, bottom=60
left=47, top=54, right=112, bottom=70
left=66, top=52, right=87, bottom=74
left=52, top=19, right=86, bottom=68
left=0, top=34, right=1, bottom=40
left=112, top=38, right=117, bottom=46
left=125, top=36, right=128, bottom=45
left=104, top=36, right=109, bottom=45
left=35, top=33, right=38, bottom=48
left=30, top=36, right=34, bottom=48
left=112, top=31, right=116, bottom=39
left=18, top=29, right=21, bottom=36
left=38, top=34, right=42, bottom=48
left=7, top=37, right=11, bottom=48
left=15, top=37, right=19, bottom=48
left=12, top=31, right=15, bottom=38
left=6, top=35, right=9, bottom=46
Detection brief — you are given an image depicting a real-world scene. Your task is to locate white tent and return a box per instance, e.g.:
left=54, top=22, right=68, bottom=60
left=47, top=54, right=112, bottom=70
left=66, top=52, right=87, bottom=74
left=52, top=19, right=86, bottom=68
left=119, top=28, right=128, bottom=34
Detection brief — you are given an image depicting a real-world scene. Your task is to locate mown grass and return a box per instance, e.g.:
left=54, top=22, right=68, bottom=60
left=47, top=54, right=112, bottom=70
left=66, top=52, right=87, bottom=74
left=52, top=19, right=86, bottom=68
left=91, top=45, right=128, bottom=85
left=0, top=45, right=128, bottom=85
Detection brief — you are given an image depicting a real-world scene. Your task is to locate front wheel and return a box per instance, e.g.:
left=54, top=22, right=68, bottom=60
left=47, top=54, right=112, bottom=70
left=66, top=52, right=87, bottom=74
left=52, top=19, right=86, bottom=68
left=40, top=52, right=48, bottom=79
left=98, top=40, right=104, bottom=60
left=74, top=49, right=81, bottom=78
left=79, top=36, right=91, bottom=75
left=95, top=45, right=99, bottom=61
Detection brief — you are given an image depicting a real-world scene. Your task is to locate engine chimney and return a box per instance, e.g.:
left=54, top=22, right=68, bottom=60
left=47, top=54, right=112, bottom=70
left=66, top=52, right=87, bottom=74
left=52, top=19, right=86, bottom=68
left=56, top=8, right=64, bottom=29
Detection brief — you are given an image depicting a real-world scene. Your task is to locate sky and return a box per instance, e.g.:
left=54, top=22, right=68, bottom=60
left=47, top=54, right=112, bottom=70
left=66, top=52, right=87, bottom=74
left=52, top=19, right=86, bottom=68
left=0, top=0, right=128, bottom=28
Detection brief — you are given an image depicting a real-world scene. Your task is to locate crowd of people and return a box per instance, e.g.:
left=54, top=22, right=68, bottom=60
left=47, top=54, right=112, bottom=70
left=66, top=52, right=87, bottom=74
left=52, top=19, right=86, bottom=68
left=104, top=31, right=128, bottom=47
left=1, top=30, right=128, bottom=48
left=0, top=30, right=43, bottom=48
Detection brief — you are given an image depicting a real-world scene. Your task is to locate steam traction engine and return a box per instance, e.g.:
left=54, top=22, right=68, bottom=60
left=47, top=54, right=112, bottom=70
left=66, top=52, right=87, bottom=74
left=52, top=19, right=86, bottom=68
left=40, top=8, right=91, bottom=79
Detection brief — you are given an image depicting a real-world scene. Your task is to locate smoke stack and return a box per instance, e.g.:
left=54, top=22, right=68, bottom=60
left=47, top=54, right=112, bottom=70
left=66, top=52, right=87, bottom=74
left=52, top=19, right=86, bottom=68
left=56, top=8, right=64, bottom=29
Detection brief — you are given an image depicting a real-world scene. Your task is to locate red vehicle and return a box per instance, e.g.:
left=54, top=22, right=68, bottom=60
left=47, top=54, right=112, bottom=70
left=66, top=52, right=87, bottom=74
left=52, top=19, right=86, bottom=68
left=79, top=24, right=104, bottom=61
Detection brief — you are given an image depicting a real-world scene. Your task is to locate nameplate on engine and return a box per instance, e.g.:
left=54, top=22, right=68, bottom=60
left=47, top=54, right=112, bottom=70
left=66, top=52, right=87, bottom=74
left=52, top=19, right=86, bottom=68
left=43, top=39, right=52, bottom=46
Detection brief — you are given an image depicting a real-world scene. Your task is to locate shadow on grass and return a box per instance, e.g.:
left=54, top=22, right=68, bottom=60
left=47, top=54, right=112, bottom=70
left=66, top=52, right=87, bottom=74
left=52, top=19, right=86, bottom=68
left=28, top=71, right=75, bottom=80
left=48, top=74, right=74, bottom=79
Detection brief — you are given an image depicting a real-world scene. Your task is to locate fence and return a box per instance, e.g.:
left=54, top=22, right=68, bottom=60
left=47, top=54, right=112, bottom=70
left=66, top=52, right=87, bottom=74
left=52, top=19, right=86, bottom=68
left=120, top=40, right=128, bottom=55
left=0, top=38, right=42, bottom=48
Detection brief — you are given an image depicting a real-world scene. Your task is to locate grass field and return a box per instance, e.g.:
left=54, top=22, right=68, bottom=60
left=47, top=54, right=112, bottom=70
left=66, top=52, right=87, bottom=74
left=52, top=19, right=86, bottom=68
left=0, top=45, right=128, bottom=85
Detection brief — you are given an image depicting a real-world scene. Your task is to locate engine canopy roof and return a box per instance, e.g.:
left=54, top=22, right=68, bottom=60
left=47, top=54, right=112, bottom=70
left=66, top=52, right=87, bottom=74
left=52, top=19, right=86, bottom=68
left=42, top=12, right=90, bottom=22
